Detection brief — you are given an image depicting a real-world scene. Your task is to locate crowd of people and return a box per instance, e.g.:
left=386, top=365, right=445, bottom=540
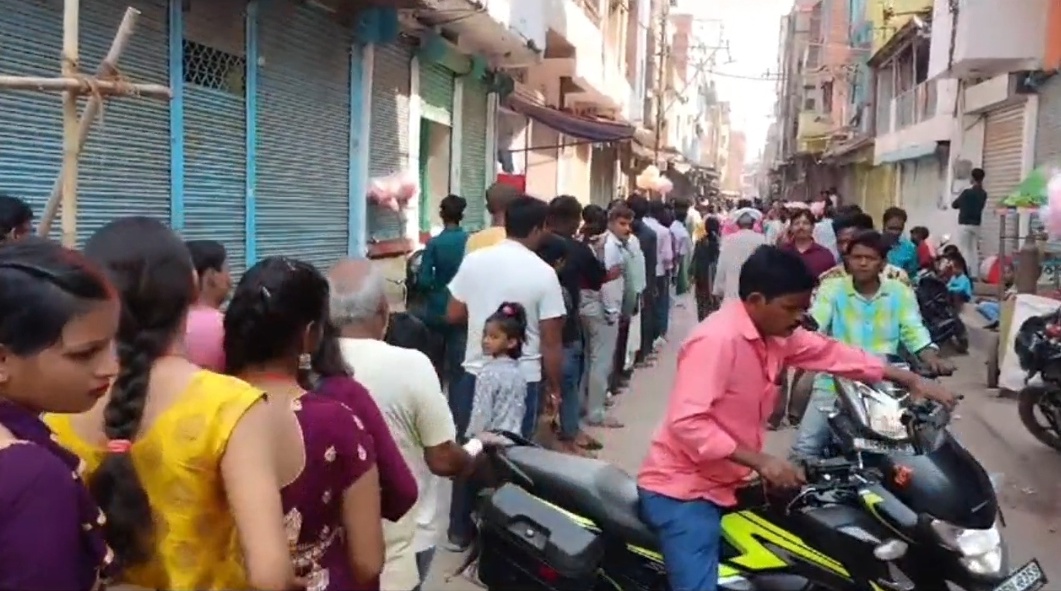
left=0, top=182, right=975, bottom=591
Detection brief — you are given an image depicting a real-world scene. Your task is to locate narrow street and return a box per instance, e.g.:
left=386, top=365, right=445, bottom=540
left=425, top=294, right=1061, bottom=588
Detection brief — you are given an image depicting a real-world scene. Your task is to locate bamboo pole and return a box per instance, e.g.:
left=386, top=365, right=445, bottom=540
left=0, top=76, right=171, bottom=98
left=60, top=0, right=80, bottom=247
left=37, top=7, right=142, bottom=237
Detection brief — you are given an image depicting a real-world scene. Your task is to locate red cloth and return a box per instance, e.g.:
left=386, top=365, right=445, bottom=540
left=495, top=173, right=526, bottom=192
left=781, top=241, right=837, bottom=278
left=916, top=241, right=936, bottom=269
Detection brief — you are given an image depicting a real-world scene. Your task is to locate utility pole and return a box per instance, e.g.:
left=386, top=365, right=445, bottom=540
left=653, top=0, right=670, bottom=163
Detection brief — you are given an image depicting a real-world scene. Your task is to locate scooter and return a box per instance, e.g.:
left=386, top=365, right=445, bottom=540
left=1013, top=310, right=1061, bottom=452
left=463, top=379, right=1044, bottom=591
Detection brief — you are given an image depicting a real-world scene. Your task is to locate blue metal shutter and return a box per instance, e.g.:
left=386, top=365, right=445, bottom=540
left=181, top=1, right=248, bottom=276
left=420, top=61, right=454, bottom=125
left=460, top=77, right=489, bottom=231
left=0, top=0, right=170, bottom=243
left=367, top=40, right=413, bottom=242
left=256, top=1, right=349, bottom=270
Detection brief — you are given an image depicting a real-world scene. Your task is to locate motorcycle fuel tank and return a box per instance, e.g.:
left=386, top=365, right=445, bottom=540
left=878, top=434, right=998, bottom=529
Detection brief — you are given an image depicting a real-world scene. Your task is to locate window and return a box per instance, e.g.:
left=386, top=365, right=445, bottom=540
left=183, top=39, right=246, bottom=95
left=822, top=80, right=834, bottom=113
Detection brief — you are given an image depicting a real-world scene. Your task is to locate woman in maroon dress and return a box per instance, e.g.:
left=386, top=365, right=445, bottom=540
left=0, top=238, right=119, bottom=590
left=224, top=256, right=385, bottom=590
left=782, top=208, right=837, bottom=278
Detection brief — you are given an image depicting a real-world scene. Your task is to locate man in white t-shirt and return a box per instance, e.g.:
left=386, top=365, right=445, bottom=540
left=444, top=194, right=567, bottom=549
left=328, top=259, right=481, bottom=591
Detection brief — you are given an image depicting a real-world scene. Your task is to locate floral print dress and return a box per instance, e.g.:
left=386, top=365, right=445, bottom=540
left=0, top=401, right=113, bottom=591
left=283, top=394, right=377, bottom=591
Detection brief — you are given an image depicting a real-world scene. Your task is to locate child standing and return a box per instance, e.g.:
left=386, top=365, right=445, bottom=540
left=466, top=302, right=530, bottom=438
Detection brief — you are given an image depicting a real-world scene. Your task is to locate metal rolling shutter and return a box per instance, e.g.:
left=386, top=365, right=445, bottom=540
left=420, top=61, right=454, bottom=125
left=460, top=77, right=489, bottom=231
left=256, top=1, right=350, bottom=270
left=1035, top=76, right=1061, bottom=167
left=589, top=145, right=615, bottom=206
left=980, top=102, right=1025, bottom=259
left=181, top=0, right=247, bottom=276
left=367, top=41, right=412, bottom=242
left=0, top=0, right=170, bottom=243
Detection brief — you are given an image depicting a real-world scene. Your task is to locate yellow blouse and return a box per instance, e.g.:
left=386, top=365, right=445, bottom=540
left=46, top=371, right=265, bottom=591
left=465, top=226, right=506, bottom=254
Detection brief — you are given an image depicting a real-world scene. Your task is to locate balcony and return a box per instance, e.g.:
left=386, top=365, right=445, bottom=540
left=536, top=0, right=630, bottom=114
left=796, top=110, right=833, bottom=154
left=927, top=0, right=1048, bottom=79
left=417, top=0, right=545, bottom=66
left=874, top=79, right=957, bottom=164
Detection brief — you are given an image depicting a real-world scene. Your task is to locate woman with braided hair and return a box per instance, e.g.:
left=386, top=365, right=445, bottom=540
left=46, top=217, right=295, bottom=590
left=223, top=256, right=385, bottom=590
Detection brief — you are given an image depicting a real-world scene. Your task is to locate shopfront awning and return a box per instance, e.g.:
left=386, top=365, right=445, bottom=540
left=507, top=96, right=635, bottom=143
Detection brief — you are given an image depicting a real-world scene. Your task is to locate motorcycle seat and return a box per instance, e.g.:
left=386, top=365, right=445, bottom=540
left=506, top=446, right=659, bottom=550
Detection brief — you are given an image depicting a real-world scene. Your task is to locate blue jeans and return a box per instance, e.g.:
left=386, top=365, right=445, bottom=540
left=559, top=342, right=584, bottom=439
left=638, top=488, right=723, bottom=591
left=448, top=371, right=540, bottom=542
left=790, top=386, right=836, bottom=460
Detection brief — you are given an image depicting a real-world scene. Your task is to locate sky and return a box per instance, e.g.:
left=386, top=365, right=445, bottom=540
left=676, top=0, right=794, bottom=163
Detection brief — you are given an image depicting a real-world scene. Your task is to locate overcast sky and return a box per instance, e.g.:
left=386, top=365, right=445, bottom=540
left=676, top=0, right=792, bottom=163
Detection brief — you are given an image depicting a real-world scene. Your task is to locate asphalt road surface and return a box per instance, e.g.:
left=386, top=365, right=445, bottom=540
left=424, top=295, right=1061, bottom=589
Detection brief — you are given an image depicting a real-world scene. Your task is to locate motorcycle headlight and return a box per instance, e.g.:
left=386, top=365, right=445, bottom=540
left=864, top=396, right=907, bottom=440
left=930, top=520, right=1004, bottom=575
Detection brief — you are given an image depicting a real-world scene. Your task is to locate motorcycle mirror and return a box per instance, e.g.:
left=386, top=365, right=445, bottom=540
left=940, top=234, right=951, bottom=243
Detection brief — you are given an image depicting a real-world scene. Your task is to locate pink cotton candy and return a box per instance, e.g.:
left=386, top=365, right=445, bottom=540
left=184, top=305, right=226, bottom=372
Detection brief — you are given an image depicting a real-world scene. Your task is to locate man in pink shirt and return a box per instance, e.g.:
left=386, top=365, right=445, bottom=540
left=636, top=245, right=955, bottom=591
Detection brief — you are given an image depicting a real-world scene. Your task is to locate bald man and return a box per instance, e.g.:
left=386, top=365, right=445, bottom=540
left=328, top=259, right=488, bottom=591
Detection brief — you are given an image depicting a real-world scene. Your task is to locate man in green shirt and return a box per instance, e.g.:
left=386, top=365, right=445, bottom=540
left=417, top=194, right=469, bottom=386
left=952, top=167, right=988, bottom=280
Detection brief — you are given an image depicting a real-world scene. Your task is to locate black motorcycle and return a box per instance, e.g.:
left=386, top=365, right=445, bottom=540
left=1013, top=310, right=1061, bottom=452
left=463, top=389, right=1044, bottom=591
left=914, top=270, right=969, bottom=353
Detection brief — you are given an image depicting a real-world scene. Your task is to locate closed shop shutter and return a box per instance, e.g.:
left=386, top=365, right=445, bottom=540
left=899, top=160, right=918, bottom=215
left=1035, top=76, right=1061, bottom=167
left=980, top=102, right=1025, bottom=259
left=0, top=0, right=170, bottom=244
left=181, top=0, right=248, bottom=275
left=368, top=40, right=413, bottom=242
left=460, top=77, right=489, bottom=231
left=420, top=61, right=454, bottom=125
left=589, top=145, right=616, bottom=206
left=256, top=2, right=350, bottom=270
left=863, top=164, right=896, bottom=226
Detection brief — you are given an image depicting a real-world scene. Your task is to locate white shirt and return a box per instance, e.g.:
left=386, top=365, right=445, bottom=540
left=449, top=239, right=567, bottom=382
left=713, top=229, right=768, bottom=300
left=337, top=338, right=457, bottom=591
left=599, top=232, right=626, bottom=318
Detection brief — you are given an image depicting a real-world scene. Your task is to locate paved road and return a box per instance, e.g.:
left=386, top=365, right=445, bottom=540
left=423, top=294, right=1061, bottom=588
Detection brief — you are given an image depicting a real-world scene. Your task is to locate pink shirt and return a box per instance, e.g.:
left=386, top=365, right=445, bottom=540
left=184, top=305, right=226, bottom=372
left=637, top=301, right=884, bottom=506
left=721, top=219, right=763, bottom=236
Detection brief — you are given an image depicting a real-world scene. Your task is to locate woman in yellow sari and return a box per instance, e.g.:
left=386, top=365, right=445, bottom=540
left=47, top=217, right=296, bottom=590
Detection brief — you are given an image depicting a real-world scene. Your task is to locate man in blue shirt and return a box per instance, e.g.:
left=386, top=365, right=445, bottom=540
left=882, top=206, right=921, bottom=278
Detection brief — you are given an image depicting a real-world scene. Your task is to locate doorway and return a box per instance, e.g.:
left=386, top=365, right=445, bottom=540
left=419, top=118, right=453, bottom=236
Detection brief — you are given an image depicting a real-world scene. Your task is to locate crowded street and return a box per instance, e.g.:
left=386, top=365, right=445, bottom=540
left=426, top=295, right=1061, bottom=588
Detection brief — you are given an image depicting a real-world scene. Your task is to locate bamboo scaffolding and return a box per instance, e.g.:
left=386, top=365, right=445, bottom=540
left=0, top=3, right=172, bottom=245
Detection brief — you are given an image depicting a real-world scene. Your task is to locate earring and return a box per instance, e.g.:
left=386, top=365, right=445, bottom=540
left=298, top=353, right=311, bottom=370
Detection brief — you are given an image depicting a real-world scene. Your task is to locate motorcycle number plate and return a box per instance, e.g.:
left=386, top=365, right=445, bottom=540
left=993, top=559, right=1047, bottom=591
left=851, top=437, right=914, bottom=454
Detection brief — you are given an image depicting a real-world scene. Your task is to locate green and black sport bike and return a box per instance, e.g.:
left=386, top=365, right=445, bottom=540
left=462, top=386, right=1046, bottom=591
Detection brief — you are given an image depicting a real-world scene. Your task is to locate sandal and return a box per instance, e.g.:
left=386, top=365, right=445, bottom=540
left=586, top=416, right=625, bottom=429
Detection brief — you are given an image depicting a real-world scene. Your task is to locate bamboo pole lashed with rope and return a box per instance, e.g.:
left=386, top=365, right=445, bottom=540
left=0, top=3, right=172, bottom=244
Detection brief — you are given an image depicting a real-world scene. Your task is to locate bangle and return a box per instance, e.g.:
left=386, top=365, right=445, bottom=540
left=463, top=438, right=484, bottom=457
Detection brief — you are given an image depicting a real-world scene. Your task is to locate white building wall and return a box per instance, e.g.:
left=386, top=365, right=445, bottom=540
left=928, top=0, right=1047, bottom=79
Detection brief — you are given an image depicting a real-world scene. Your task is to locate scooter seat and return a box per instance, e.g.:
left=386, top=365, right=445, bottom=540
left=506, top=446, right=659, bottom=550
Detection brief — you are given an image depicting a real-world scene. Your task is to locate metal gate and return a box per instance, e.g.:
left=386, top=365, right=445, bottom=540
left=460, top=76, right=489, bottom=230
left=1035, top=76, right=1061, bottom=166
left=255, top=0, right=350, bottom=270
left=590, top=145, right=616, bottom=206
left=367, top=40, right=413, bottom=242
left=981, top=101, right=1025, bottom=258
left=181, top=0, right=247, bottom=275
left=420, top=61, right=454, bottom=125
left=0, top=0, right=170, bottom=243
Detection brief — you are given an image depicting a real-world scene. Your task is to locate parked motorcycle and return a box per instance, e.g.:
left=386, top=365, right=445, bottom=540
left=1013, top=310, right=1061, bottom=451
left=914, top=269, right=969, bottom=353
left=462, top=370, right=1043, bottom=591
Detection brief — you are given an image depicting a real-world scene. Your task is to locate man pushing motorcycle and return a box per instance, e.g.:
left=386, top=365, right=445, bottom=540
left=635, top=245, right=957, bottom=591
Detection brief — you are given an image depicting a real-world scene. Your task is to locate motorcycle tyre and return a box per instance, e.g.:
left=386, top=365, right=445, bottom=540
left=788, top=370, right=816, bottom=425
left=1018, top=386, right=1061, bottom=452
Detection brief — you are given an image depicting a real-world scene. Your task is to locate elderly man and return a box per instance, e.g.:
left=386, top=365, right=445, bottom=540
left=713, top=213, right=767, bottom=301
left=328, top=259, right=488, bottom=591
